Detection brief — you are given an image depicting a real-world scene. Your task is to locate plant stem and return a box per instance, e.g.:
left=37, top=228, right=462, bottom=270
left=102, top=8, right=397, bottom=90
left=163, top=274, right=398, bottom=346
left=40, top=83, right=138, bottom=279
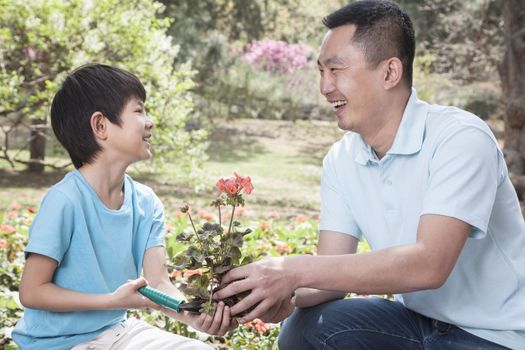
left=187, top=212, right=199, bottom=237
left=208, top=281, right=215, bottom=308
left=227, top=204, right=236, bottom=235
left=218, top=205, right=222, bottom=226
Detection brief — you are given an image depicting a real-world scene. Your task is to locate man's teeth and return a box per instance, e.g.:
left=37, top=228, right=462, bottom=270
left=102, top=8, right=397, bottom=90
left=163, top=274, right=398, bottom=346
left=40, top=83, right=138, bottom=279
left=331, top=100, right=347, bottom=109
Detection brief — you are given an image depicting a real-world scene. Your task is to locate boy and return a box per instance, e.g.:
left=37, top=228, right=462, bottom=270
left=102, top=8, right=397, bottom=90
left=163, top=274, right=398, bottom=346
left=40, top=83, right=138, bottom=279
left=12, top=64, right=232, bottom=349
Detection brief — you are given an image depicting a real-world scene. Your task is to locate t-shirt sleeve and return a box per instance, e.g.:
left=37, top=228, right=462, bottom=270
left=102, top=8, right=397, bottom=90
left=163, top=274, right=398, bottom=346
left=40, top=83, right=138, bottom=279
left=319, top=150, right=362, bottom=239
left=145, top=193, right=165, bottom=249
left=421, top=126, right=502, bottom=238
left=25, top=189, right=75, bottom=264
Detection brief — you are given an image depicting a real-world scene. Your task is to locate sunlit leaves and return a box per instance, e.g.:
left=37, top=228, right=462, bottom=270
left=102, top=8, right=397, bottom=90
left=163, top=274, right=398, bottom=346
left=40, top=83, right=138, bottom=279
left=0, top=0, right=206, bottom=176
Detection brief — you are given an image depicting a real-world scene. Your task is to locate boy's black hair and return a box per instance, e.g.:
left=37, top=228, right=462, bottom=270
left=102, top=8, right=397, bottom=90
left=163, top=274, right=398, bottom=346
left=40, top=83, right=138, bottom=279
left=323, top=0, right=415, bottom=87
left=50, top=64, right=146, bottom=169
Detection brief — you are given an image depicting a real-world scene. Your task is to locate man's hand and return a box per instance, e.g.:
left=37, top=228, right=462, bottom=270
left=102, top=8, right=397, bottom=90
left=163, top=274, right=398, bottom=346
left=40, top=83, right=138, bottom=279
left=213, top=257, right=297, bottom=323
left=110, top=277, right=159, bottom=310
left=258, top=293, right=296, bottom=324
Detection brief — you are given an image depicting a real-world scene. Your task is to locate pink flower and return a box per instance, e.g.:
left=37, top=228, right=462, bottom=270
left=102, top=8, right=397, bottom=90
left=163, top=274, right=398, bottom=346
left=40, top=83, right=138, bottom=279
left=234, top=172, right=254, bottom=194
left=258, top=220, right=271, bottom=230
left=295, top=214, right=307, bottom=223
left=0, top=224, right=16, bottom=234
left=196, top=210, right=214, bottom=221
left=27, top=206, right=36, bottom=214
left=234, top=207, right=246, bottom=217
left=275, top=242, right=292, bottom=254
left=184, top=268, right=204, bottom=278
left=0, top=239, right=7, bottom=249
left=216, top=177, right=239, bottom=195
left=216, top=173, right=254, bottom=196
left=242, top=39, right=312, bottom=74
left=9, top=202, right=21, bottom=210
left=172, top=210, right=185, bottom=218
left=245, top=319, right=270, bottom=334
left=268, top=211, right=280, bottom=220
left=170, top=270, right=182, bottom=279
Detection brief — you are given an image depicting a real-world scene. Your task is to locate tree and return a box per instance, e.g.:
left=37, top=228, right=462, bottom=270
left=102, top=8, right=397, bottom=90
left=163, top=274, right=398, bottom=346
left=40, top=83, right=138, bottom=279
left=396, top=0, right=503, bottom=83
left=500, top=0, right=525, bottom=198
left=0, top=0, right=206, bottom=176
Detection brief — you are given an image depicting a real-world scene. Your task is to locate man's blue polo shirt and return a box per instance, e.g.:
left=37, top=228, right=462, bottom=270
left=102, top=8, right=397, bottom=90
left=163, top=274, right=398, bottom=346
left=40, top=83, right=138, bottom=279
left=319, top=89, right=525, bottom=349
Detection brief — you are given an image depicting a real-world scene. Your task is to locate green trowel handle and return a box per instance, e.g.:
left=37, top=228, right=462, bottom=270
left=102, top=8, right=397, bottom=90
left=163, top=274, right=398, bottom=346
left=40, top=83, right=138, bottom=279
left=138, top=285, right=185, bottom=312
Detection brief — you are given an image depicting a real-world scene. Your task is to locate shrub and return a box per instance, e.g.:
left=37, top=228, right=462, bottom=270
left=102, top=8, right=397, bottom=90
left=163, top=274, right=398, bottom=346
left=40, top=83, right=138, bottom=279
left=243, top=39, right=312, bottom=74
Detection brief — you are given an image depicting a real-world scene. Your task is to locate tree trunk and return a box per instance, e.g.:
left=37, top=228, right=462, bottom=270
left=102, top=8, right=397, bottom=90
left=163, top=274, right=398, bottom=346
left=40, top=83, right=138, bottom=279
left=500, top=0, right=525, bottom=199
left=27, top=118, right=47, bottom=173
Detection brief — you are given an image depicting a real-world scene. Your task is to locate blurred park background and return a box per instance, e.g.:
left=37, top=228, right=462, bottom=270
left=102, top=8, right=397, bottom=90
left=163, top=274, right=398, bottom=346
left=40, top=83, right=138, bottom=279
left=1, top=0, right=524, bottom=349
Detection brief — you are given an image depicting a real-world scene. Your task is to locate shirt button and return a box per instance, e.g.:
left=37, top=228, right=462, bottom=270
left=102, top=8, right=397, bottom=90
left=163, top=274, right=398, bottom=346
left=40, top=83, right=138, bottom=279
left=385, top=179, right=392, bottom=186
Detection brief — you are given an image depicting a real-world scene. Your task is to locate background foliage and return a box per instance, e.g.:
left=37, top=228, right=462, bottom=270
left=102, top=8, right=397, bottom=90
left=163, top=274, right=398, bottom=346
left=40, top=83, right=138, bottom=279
left=0, top=0, right=206, bottom=177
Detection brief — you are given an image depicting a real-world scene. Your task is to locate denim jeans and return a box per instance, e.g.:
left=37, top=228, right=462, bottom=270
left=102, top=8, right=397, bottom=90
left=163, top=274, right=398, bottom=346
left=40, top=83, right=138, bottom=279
left=278, top=297, right=510, bottom=350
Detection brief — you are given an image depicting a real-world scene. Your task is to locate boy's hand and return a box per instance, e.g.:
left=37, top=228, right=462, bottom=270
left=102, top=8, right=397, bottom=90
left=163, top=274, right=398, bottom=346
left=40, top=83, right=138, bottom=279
left=183, top=301, right=237, bottom=336
left=110, top=277, right=160, bottom=310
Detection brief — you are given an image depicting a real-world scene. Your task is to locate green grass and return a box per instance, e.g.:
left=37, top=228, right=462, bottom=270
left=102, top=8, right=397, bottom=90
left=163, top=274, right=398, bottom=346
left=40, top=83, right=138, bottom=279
left=0, top=118, right=343, bottom=219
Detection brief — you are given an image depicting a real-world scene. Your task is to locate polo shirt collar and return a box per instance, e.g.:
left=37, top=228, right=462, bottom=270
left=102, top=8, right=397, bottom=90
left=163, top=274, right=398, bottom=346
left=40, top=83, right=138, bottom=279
left=355, top=88, right=428, bottom=165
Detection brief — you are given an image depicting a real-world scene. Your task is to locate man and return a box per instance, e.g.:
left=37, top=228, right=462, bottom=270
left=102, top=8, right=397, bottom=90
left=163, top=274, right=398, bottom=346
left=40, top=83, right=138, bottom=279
left=215, top=1, right=525, bottom=349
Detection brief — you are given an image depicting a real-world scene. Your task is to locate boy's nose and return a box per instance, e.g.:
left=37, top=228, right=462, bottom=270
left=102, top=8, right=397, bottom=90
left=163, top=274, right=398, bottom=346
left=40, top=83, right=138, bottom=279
left=145, top=114, right=154, bottom=129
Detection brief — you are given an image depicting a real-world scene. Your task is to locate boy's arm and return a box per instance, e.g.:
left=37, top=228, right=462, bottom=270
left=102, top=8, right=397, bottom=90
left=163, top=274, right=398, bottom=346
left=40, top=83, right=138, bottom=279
left=143, top=246, right=236, bottom=335
left=19, top=253, right=158, bottom=311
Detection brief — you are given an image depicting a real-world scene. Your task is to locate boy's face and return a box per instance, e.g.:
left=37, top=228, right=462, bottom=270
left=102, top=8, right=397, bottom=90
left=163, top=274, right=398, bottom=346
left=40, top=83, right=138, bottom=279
left=106, top=97, right=153, bottom=164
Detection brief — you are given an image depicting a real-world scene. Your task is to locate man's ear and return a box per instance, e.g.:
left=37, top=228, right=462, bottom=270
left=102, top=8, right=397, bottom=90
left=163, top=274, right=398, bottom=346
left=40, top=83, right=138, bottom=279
left=382, top=57, right=404, bottom=90
left=90, top=112, right=108, bottom=140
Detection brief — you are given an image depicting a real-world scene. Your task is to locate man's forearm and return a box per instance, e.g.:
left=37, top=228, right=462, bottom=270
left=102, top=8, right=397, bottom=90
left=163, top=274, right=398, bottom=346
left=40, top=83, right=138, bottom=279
left=289, top=244, right=445, bottom=295
left=294, top=288, right=345, bottom=308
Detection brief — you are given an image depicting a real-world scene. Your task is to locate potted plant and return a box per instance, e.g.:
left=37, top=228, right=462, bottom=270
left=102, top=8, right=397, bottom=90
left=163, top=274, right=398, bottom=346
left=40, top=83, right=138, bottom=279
left=173, top=173, right=256, bottom=315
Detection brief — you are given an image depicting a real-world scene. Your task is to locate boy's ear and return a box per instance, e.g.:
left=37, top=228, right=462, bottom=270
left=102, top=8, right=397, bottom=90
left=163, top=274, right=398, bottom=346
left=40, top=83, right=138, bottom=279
left=90, top=112, right=108, bottom=140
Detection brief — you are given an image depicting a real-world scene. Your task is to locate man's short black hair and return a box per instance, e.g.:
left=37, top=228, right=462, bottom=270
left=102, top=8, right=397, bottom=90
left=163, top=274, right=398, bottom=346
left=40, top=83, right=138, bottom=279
left=51, top=64, right=146, bottom=169
left=323, top=0, right=415, bottom=87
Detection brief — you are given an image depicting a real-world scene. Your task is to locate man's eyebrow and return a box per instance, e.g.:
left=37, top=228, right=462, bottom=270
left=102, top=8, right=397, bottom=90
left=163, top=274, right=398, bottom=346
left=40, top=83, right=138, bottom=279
left=317, top=56, right=346, bottom=67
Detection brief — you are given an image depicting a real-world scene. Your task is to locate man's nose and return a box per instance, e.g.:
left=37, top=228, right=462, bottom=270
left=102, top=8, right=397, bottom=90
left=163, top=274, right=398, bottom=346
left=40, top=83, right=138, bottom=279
left=320, top=74, right=335, bottom=96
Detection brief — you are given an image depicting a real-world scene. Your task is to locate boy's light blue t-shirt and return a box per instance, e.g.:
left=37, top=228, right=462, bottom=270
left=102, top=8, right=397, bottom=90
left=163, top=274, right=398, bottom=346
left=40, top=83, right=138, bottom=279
left=12, top=170, right=165, bottom=350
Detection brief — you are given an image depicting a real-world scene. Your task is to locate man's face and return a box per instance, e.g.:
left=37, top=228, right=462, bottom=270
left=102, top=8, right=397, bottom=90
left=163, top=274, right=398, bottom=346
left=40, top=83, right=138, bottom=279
left=318, top=24, right=384, bottom=132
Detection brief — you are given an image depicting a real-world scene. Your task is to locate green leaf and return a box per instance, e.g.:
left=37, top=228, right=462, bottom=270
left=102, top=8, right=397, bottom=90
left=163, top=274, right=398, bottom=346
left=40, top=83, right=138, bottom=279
left=240, top=255, right=254, bottom=266
left=230, top=247, right=241, bottom=260
left=230, top=234, right=244, bottom=247
left=212, top=257, right=232, bottom=274
left=176, top=230, right=193, bottom=242
left=241, top=228, right=253, bottom=236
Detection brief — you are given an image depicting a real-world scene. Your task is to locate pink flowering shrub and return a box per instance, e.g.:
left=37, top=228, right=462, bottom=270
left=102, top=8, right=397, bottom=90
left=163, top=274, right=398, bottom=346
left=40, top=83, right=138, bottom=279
left=243, top=39, right=312, bottom=74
